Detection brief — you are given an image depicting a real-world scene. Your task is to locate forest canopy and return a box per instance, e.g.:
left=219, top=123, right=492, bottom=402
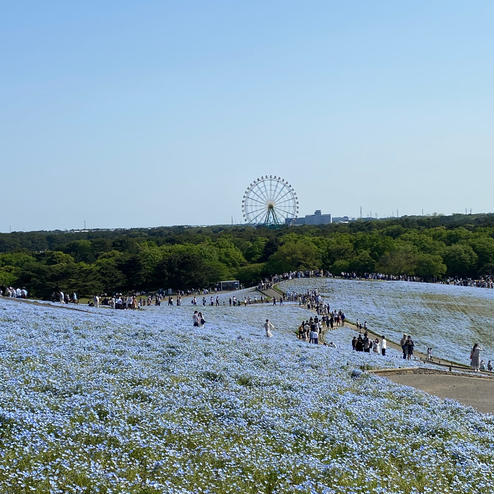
left=0, top=214, right=492, bottom=298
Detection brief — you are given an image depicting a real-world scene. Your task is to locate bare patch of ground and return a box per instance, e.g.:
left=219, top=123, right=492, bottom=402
left=373, top=369, right=494, bottom=414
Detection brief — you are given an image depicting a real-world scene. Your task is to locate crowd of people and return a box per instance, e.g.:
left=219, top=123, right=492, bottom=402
left=441, top=276, right=494, bottom=289
left=296, top=311, right=347, bottom=342
left=352, top=333, right=387, bottom=355
left=87, top=294, right=163, bottom=309
left=0, top=286, right=28, bottom=298
left=260, top=269, right=494, bottom=289
left=51, top=291, right=78, bottom=304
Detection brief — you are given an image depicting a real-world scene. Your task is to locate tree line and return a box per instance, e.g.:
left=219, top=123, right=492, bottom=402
left=0, top=214, right=492, bottom=299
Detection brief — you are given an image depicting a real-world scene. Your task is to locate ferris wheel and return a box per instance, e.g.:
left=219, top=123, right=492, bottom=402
left=242, top=175, right=299, bottom=225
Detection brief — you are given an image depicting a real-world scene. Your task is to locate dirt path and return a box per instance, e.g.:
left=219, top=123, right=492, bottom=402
left=273, top=282, right=474, bottom=370
left=342, top=320, right=472, bottom=369
left=256, top=287, right=284, bottom=300
left=273, top=283, right=494, bottom=413
left=370, top=368, right=494, bottom=414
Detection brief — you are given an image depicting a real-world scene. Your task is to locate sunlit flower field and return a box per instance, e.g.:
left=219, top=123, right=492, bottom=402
left=280, top=278, right=494, bottom=365
left=0, top=297, right=492, bottom=494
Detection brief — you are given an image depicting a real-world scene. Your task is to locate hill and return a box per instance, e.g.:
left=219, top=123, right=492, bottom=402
left=0, top=296, right=492, bottom=493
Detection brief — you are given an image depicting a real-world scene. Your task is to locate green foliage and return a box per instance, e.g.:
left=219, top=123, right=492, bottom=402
left=349, top=250, right=376, bottom=274
left=443, top=244, right=478, bottom=277
left=236, top=263, right=267, bottom=284
left=321, top=235, right=354, bottom=269
left=414, top=253, right=447, bottom=280
left=377, top=243, right=418, bottom=275
left=0, top=266, right=18, bottom=286
left=266, top=240, right=321, bottom=273
left=0, top=214, right=492, bottom=298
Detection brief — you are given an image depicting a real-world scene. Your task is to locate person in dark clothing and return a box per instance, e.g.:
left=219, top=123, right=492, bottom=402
left=406, top=336, right=414, bottom=360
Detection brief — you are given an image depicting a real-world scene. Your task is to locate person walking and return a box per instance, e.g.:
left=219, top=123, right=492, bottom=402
left=406, top=336, right=414, bottom=360
left=198, top=312, right=205, bottom=327
left=470, top=343, right=481, bottom=371
left=264, top=319, right=274, bottom=337
left=400, top=334, right=408, bottom=359
left=309, top=328, right=318, bottom=345
left=381, top=336, right=387, bottom=356
left=193, top=311, right=200, bottom=327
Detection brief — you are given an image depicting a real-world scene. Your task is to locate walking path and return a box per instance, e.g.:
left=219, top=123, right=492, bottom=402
left=370, top=367, right=494, bottom=414
left=343, top=319, right=473, bottom=370
left=271, top=282, right=478, bottom=370
left=271, top=283, right=494, bottom=413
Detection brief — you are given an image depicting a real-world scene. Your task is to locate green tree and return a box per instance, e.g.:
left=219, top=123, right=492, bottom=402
left=414, top=253, right=447, bottom=279
left=95, top=251, right=127, bottom=293
left=349, top=250, right=376, bottom=274
left=64, top=240, right=96, bottom=263
left=0, top=265, right=19, bottom=286
left=244, top=237, right=268, bottom=263
left=321, top=235, right=353, bottom=269
left=377, top=243, right=418, bottom=275
left=443, top=244, right=478, bottom=277
left=266, top=241, right=321, bottom=273
left=470, top=236, right=494, bottom=275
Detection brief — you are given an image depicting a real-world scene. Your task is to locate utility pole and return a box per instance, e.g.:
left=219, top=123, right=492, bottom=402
left=360, top=206, right=362, bottom=219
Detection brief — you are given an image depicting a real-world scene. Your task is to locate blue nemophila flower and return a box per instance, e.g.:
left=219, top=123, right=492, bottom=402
left=0, top=296, right=492, bottom=493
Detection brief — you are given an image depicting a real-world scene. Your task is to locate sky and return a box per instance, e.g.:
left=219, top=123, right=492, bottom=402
left=1, top=0, right=492, bottom=232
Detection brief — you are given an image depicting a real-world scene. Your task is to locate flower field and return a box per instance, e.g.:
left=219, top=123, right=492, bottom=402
left=0, top=297, right=493, bottom=493
left=280, top=278, right=494, bottom=365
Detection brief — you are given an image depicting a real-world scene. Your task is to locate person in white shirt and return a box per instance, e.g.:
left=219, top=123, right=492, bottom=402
left=372, top=339, right=379, bottom=353
left=381, top=336, right=387, bottom=356
left=310, top=329, right=319, bottom=345
left=264, top=319, right=274, bottom=337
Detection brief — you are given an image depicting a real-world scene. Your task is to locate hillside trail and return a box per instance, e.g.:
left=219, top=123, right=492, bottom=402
left=266, top=284, right=494, bottom=414
left=269, top=283, right=493, bottom=376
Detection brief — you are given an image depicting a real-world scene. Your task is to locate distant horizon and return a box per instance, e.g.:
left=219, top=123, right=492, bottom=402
left=2, top=210, right=493, bottom=234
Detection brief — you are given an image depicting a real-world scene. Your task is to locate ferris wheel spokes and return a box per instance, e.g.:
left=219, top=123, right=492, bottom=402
left=241, top=175, right=299, bottom=226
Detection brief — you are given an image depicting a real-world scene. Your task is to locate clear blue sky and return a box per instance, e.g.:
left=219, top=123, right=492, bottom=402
left=1, top=0, right=492, bottom=231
